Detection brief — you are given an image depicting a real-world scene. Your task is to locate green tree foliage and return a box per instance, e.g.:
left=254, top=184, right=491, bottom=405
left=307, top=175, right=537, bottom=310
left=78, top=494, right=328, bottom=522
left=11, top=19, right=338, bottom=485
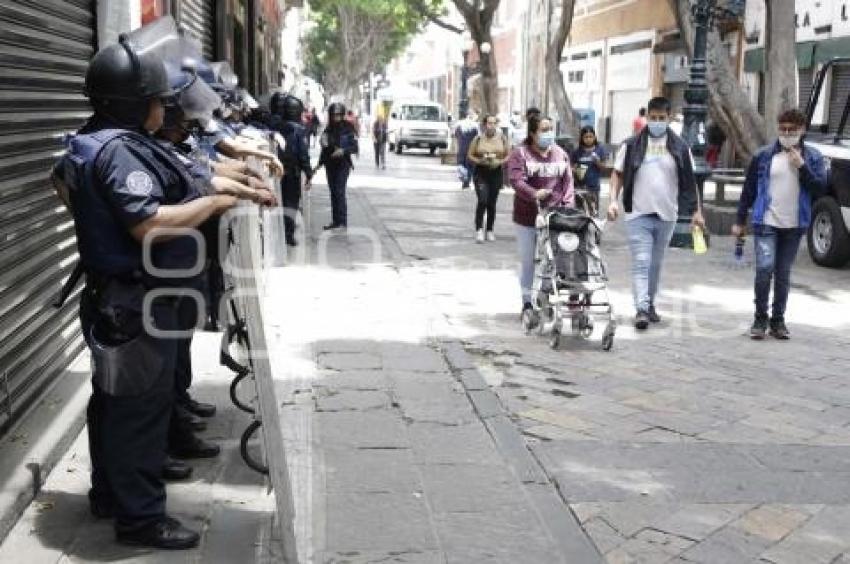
left=305, top=0, right=445, bottom=103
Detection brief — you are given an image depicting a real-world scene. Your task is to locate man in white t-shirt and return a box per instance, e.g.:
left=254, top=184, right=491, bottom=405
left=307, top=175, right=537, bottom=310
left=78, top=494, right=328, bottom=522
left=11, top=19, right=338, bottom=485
left=607, top=96, right=705, bottom=330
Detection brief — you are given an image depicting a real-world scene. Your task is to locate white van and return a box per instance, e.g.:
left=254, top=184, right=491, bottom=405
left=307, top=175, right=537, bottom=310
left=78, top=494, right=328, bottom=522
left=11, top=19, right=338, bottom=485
left=387, top=100, right=451, bottom=156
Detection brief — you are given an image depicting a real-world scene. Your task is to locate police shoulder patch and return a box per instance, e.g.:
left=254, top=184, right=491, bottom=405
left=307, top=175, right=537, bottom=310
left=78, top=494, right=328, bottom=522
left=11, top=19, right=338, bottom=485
left=126, top=170, right=153, bottom=195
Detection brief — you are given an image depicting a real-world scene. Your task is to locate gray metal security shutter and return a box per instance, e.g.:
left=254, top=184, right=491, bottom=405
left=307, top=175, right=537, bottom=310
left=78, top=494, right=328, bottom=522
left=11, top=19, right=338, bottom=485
left=829, top=64, right=850, bottom=134
left=798, top=67, right=814, bottom=113
left=0, top=0, right=93, bottom=435
left=177, top=0, right=215, bottom=60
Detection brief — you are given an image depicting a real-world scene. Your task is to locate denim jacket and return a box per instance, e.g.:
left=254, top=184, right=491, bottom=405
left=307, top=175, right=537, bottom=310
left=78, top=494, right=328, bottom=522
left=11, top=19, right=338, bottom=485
left=736, top=141, right=829, bottom=228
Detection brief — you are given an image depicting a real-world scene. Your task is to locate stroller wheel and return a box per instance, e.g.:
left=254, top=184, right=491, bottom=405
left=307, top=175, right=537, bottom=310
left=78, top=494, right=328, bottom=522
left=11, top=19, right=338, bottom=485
left=582, top=317, right=595, bottom=339
left=602, top=333, right=614, bottom=351
left=522, top=309, right=540, bottom=333
left=550, top=327, right=561, bottom=350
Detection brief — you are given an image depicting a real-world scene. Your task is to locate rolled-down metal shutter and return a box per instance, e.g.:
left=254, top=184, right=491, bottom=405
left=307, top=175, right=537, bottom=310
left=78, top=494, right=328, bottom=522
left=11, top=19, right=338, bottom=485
left=829, top=64, right=850, bottom=134
left=798, top=67, right=814, bottom=114
left=0, top=0, right=93, bottom=435
left=177, top=0, right=215, bottom=60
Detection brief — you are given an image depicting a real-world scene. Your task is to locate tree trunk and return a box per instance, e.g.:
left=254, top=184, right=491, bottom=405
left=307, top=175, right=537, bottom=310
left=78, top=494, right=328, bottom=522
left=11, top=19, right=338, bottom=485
left=452, top=0, right=501, bottom=116
left=669, top=0, right=766, bottom=161
left=764, top=0, right=797, bottom=137
left=546, top=0, right=578, bottom=138
left=477, top=31, right=500, bottom=116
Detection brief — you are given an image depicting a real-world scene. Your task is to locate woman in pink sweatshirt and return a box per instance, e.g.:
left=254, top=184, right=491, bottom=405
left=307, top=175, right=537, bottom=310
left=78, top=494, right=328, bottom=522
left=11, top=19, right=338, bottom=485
left=507, top=115, right=575, bottom=316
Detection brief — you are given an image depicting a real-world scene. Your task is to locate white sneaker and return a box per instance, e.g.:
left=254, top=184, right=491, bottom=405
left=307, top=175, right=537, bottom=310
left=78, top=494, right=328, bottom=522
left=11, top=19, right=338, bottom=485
left=486, top=231, right=496, bottom=242
left=475, top=229, right=484, bottom=243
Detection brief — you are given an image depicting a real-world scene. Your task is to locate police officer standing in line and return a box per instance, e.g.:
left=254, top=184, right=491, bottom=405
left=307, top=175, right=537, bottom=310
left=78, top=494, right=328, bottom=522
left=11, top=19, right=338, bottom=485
left=154, top=63, right=278, bottom=460
left=316, top=102, right=358, bottom=230
left=53, top=38, right=260, bottom=549
left=271, top=93, right=313, bottom=246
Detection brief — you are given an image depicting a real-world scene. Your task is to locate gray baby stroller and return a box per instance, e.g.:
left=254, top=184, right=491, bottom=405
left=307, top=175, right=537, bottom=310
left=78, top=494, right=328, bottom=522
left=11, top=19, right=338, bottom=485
left=521, top=201, right=616, bottom=350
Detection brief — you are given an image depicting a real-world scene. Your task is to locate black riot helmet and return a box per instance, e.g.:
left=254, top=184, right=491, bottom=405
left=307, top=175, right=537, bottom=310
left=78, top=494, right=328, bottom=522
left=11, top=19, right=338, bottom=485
left=84, top=35, right=172, bottom=128
left=275, top=94, right=304, bottom=122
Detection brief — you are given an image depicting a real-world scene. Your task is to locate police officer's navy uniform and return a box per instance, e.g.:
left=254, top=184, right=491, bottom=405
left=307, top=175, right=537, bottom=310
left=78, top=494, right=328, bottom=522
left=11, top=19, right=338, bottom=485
left=271, top=94, right=313, bottom=245
left=59, top=116, right=207, bottom=535
left=54, top=35, right=207, bottom=548
left=317, top=103, right=359, bottom=229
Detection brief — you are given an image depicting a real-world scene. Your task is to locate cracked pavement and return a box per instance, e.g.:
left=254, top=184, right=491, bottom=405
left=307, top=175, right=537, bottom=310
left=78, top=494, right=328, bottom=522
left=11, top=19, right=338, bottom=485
left=315, top=146, right=850, bottom=563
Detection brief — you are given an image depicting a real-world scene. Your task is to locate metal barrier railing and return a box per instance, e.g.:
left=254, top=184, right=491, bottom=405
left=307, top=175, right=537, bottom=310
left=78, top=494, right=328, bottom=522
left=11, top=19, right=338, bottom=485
left=215, top=135, right=299, bottom=564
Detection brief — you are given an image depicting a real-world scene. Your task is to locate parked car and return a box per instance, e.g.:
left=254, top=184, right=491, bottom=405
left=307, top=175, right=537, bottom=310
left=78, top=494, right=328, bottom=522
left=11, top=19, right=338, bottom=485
left=805, top=57, right=850, bottom=267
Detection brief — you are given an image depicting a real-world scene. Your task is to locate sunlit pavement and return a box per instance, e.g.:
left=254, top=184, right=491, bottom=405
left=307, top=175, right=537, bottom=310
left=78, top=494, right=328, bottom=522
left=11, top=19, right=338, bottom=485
left=279, top=141, right=850, bottom=563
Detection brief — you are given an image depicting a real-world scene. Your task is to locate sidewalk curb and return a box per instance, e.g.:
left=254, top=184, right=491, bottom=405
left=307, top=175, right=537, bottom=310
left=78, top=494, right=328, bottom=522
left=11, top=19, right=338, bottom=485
left=0, top=352, right=90, bottom=545
left=437, top=339, right=604, bottom=564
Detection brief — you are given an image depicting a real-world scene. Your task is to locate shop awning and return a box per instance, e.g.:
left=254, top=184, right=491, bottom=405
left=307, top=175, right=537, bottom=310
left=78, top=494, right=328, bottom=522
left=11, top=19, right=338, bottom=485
left=744, top=38, right=850, bottom=73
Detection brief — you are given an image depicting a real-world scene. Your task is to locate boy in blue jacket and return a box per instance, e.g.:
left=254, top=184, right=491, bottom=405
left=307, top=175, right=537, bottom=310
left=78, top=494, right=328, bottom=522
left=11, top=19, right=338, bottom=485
left=733, top=109, right=828, bottom=340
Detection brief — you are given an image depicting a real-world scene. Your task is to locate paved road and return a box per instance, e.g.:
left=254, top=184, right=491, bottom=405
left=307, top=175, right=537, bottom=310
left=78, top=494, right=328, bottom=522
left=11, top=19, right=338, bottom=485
left=343, top=145, right=850, bottom=563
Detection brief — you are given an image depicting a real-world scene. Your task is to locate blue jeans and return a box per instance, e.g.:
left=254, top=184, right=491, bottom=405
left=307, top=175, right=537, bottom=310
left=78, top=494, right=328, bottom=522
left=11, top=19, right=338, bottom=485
left=753, top=225, right=804, bottom=320
left=626, top=214, right=676, bottom=313
left=515, top=224, right=537, bottom=306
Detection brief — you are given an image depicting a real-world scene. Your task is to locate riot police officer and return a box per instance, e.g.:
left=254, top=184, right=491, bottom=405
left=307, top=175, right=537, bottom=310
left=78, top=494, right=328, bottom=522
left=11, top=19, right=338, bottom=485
left=54, top=37, right=237, bottom=549
left=316, top=102, right=359, bottom=230
left=155, top=62, right=276, bottom=457
left=271, top=93, right=313, bottom=246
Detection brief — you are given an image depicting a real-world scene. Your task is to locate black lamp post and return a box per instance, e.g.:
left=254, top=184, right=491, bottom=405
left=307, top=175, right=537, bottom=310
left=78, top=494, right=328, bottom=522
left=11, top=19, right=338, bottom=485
left=672, top=0, right=746, bottom=247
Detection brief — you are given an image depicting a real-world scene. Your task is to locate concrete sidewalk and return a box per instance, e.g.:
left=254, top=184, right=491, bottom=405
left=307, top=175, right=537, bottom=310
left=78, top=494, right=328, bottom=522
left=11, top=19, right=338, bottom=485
left=266, top=171, right=600, bottom=563
left=0, top=329, right=277, bottom=563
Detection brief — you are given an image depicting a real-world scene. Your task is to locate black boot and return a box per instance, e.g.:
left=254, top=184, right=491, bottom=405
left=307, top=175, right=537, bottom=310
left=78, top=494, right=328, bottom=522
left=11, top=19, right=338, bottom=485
left=169, top=435, right=221, bottom=460
left=116, top=517, right=200, bottom=550
left=163, top=457, right=193, bottom=481
left=180, top=397, right=216, bottom=419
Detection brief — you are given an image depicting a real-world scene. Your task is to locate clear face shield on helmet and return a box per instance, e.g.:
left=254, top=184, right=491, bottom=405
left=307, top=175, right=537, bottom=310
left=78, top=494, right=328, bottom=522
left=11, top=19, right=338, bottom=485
left=162, top=61, right=222, bottom=138
left=210, top=61, right=239, bottom=90
left=123, top=15, right=205, bottom=69
left=240, top=90, right=259, bottom=113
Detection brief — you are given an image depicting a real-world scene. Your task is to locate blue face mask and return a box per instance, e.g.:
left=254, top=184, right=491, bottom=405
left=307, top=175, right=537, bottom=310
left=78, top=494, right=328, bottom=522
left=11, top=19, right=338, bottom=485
left=648, top=121, right=668, bottom=138
left=538, top=131, right=555, bottom=149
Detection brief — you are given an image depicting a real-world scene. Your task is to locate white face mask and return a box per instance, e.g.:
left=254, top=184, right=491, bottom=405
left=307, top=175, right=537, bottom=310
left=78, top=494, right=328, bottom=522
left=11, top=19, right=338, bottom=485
left=778, top=134, right=801, bottom=149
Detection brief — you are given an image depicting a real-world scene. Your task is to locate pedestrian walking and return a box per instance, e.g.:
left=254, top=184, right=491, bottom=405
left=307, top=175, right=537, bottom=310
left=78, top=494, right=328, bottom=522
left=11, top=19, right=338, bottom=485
left=372, top=114, right=388, bottom=169
left=607, top=96, right=705, bottom=330
left=511, top=107, right=541, bottom=148
left=467, top=114, right=510, bottom=242
left=310, top=107, right=321, bottom=147
left=507, top=115, right=575, bottom=316
left=632, top=107, right=647, bottom=136
left=571, top=125, right=609, bottom=217
left=51, top=38, right=240, bottom=549
left=733, top=108, right=828, bottom=340
left=316, top=102, right=359, bottom=230
left=454, top=111, right=479, bottom=189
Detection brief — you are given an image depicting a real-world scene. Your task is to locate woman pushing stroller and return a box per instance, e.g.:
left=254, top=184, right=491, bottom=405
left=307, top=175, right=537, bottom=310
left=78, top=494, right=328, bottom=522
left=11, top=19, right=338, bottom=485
left=507, top=115, right=575, bottom=317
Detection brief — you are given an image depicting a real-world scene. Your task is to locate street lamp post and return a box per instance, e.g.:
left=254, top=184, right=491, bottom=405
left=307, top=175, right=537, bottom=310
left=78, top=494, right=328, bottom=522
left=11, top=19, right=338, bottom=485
left=673, top=0, right=745, bottom=247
